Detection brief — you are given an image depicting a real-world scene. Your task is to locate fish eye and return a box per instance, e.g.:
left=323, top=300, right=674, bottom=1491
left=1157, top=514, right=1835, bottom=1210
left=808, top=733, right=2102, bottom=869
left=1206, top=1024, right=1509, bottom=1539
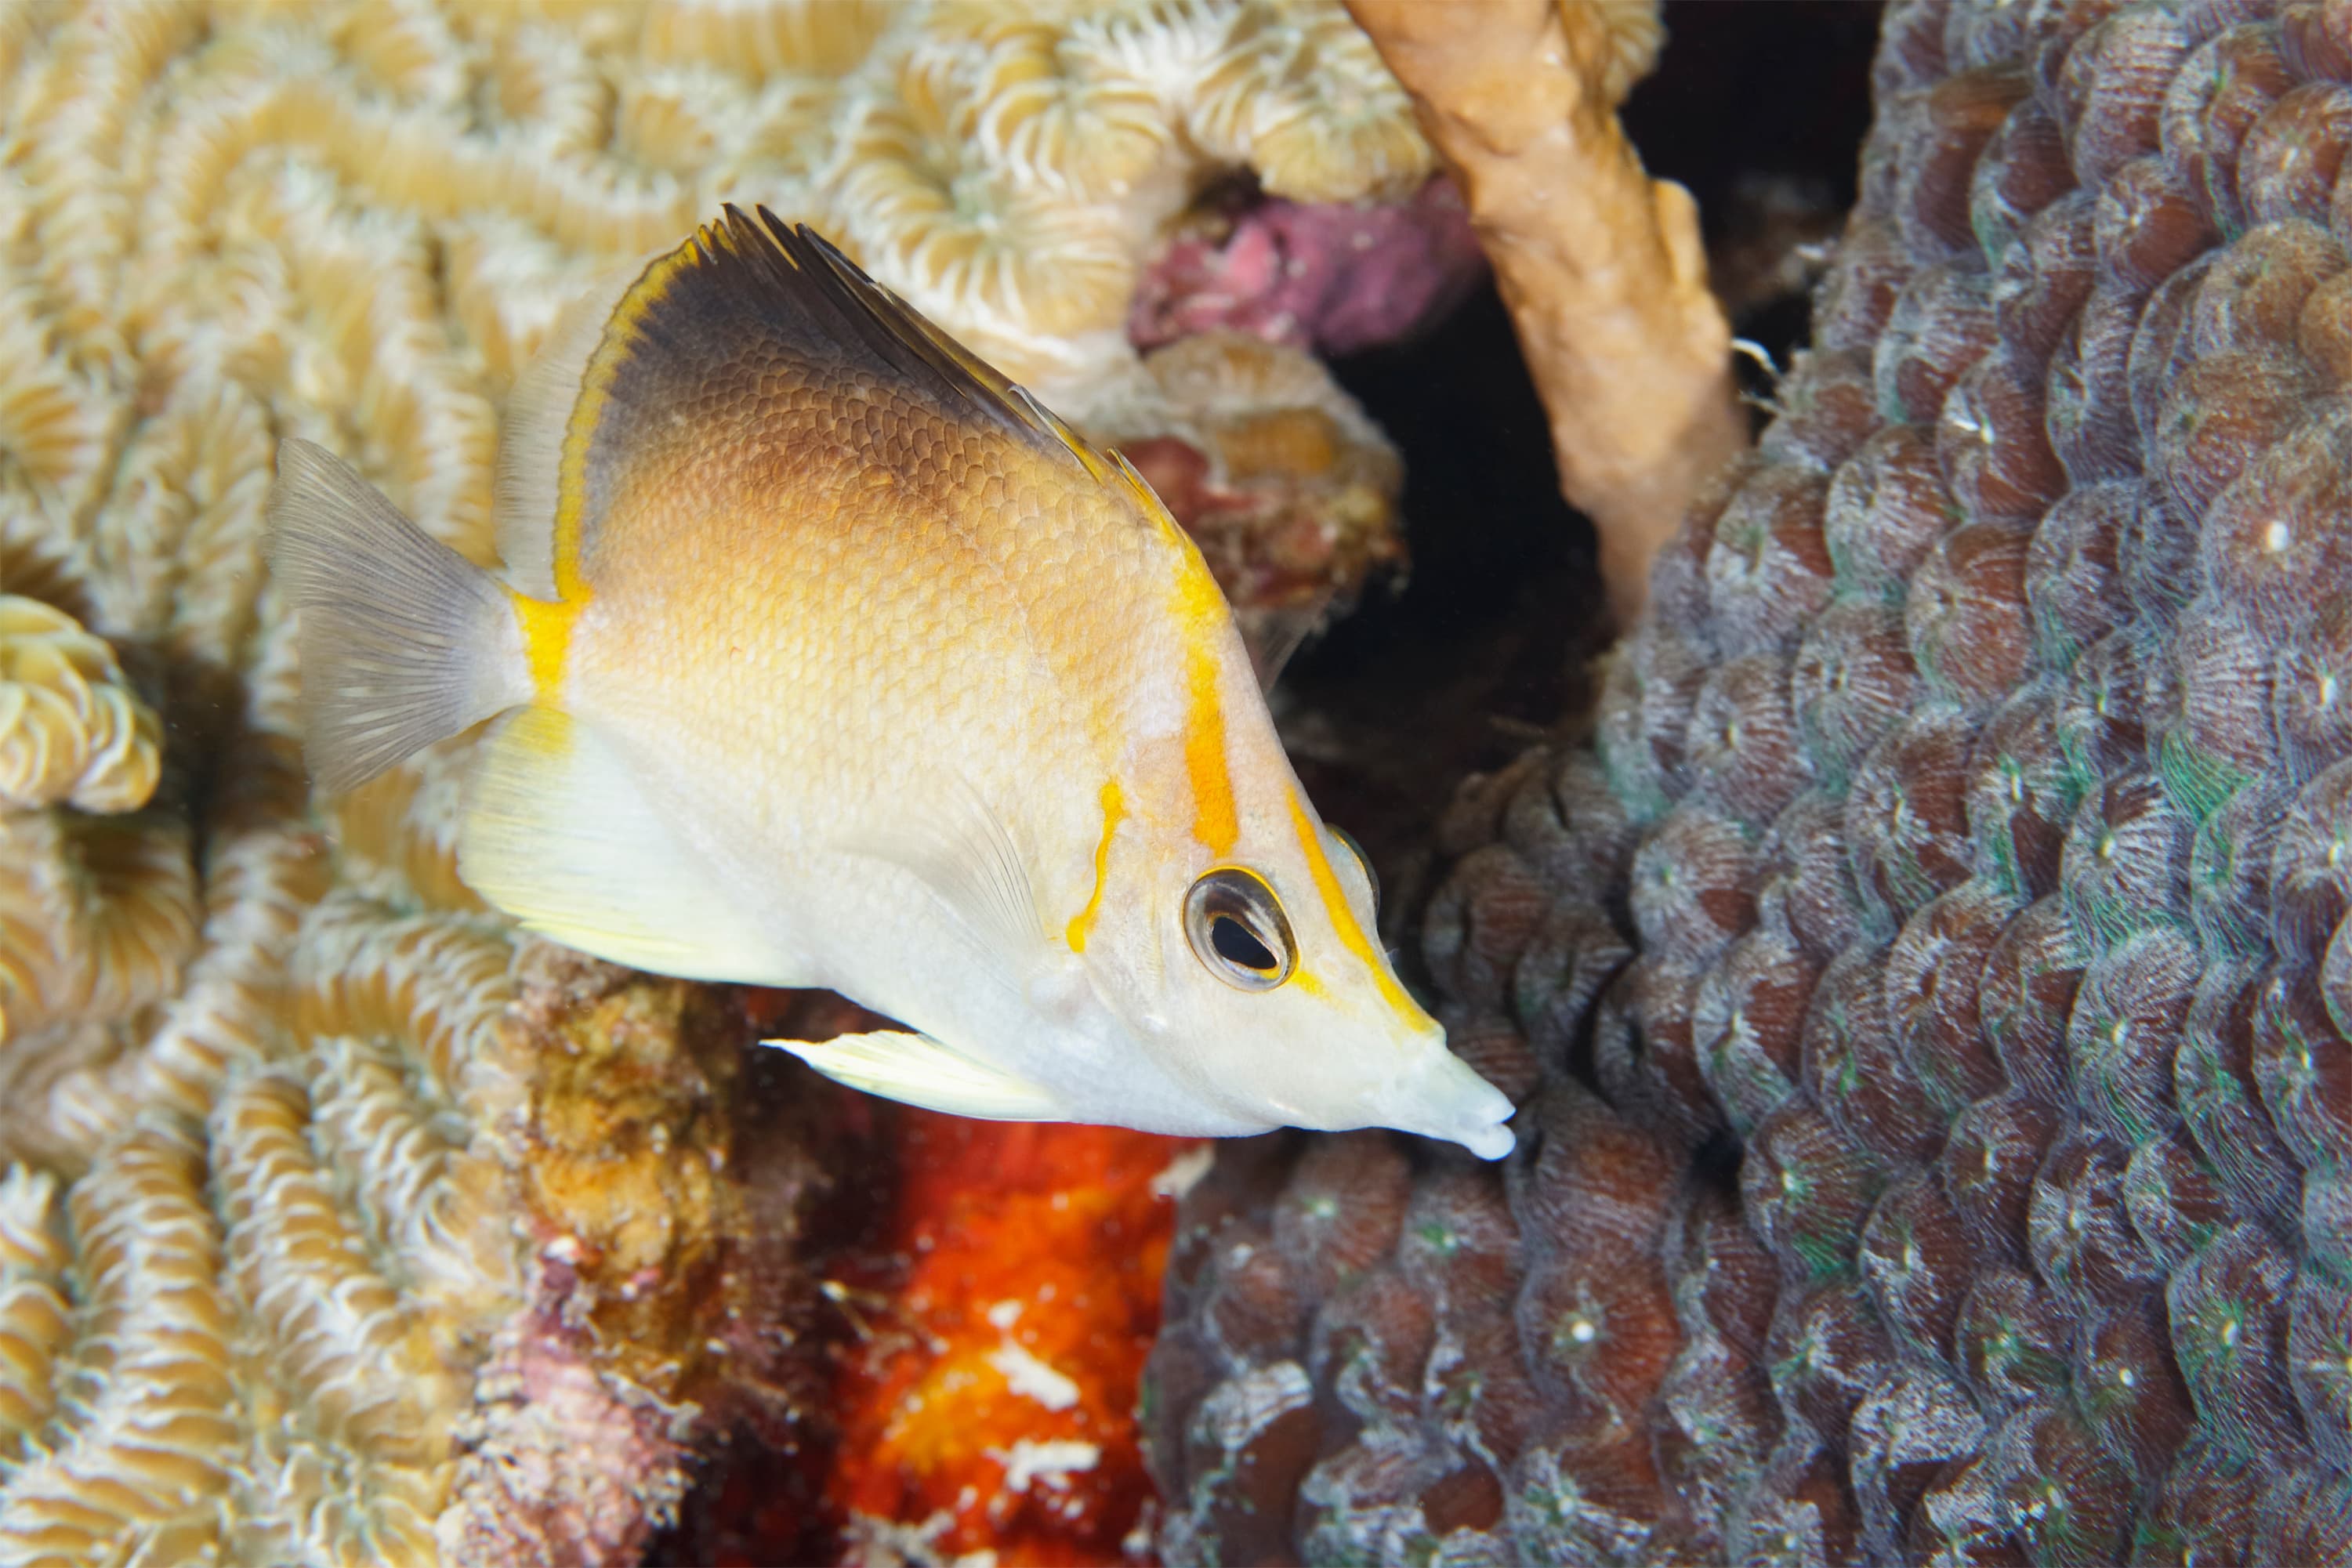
left=1183, top=867, right=1296, bottom=992
left=1332, top=825, right=1378, bottom=914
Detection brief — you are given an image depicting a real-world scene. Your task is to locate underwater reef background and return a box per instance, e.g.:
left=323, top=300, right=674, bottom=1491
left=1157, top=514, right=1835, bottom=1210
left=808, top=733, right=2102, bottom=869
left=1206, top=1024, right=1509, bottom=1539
left=1150, top=0, right=2352, bottom=1561
left=34, top=0, right=2352, bottom=1564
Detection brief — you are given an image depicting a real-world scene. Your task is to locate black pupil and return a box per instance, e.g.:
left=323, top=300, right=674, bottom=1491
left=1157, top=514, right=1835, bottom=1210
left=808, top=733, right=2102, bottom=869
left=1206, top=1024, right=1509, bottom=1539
left=1210, top=914, right=1277, bottom=972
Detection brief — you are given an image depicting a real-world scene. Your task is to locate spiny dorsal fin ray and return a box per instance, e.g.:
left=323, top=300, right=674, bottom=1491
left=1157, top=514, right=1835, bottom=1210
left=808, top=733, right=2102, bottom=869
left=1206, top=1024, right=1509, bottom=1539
left=549, top=206, right=1166, bottom=592
left=781, top=218, right=1193, bottom=536
left=748, top=209, right=1111, bottom=477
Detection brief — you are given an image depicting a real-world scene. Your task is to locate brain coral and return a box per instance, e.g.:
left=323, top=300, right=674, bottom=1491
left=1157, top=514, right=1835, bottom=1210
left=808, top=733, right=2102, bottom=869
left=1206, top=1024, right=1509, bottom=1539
left=0, top=0, right=1448, bottom=1561
left=1147, top=0, right=2352, bottom=1560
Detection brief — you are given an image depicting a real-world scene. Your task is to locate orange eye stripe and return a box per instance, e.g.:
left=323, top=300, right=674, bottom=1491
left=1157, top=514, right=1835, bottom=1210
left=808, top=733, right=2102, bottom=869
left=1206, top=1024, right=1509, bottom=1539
left=1182, top=643, right=1237, bottom=856
left=1285, top=791, right=1415, bottom=1018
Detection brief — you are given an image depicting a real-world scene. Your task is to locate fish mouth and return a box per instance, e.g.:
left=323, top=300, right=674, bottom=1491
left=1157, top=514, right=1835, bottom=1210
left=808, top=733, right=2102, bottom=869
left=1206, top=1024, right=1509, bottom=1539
left=1375, top=1051, right=1517, bottom=1160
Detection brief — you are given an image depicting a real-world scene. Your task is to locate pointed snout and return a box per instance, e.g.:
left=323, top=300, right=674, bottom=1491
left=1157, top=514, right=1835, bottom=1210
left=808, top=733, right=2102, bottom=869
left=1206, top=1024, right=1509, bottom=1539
left=1378, top=1042, right=1517, bottom=1160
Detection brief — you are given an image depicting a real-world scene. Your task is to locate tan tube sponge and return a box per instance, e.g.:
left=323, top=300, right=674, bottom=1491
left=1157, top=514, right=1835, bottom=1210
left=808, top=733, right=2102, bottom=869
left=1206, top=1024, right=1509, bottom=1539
left=1345, top=0, right=1749, bottom=625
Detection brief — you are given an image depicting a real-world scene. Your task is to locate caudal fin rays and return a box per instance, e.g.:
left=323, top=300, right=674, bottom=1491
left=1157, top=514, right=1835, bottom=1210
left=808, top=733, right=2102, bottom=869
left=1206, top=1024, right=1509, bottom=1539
left=267, top=438, right=531, bottom=795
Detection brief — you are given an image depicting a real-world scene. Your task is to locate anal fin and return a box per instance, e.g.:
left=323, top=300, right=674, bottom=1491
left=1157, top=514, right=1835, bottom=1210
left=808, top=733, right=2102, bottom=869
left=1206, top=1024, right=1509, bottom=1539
left=460, top=706, right=809, bottom=986
left=769, top=1030, right=1068, bottom=1121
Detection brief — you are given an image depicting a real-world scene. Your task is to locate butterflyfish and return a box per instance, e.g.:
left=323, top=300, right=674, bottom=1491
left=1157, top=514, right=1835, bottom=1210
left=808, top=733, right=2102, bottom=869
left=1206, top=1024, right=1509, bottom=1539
left=267, top=205, right=1516, bottom=1160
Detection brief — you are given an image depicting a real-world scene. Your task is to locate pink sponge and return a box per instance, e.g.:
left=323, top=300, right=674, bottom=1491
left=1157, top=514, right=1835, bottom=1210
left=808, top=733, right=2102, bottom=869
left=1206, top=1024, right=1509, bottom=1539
left=1129, top=176, right=1488, bottom=357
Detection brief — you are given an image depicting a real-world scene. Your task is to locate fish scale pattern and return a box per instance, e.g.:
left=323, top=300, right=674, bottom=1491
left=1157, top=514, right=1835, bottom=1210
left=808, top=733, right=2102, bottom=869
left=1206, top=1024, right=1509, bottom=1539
left=1146, top=0, right=2352, bottom=1560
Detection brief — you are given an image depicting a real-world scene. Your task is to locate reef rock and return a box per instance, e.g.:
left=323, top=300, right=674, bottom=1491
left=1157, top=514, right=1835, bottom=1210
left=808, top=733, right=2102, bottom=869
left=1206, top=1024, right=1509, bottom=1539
left=1148, top=0, right=2352, bottom=1560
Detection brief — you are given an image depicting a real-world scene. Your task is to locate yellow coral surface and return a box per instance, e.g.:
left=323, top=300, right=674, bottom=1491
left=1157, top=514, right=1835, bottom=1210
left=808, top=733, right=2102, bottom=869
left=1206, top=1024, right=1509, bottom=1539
left=0, top=1, right=1433, bottom=1561
left=0, top=596, right=161, bottom=815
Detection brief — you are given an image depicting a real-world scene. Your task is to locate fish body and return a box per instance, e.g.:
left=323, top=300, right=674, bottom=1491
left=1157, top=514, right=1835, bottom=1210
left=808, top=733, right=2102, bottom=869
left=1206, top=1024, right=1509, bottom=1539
left=269, top=206, right=1514, bottom=1158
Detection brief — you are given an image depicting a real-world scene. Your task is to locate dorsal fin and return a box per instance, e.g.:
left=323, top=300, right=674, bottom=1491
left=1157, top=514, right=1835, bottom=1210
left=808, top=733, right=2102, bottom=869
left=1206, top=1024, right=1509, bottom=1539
left=537, top=205, right=1169, bottom=597
left=494, top=260, right=642, bottom=599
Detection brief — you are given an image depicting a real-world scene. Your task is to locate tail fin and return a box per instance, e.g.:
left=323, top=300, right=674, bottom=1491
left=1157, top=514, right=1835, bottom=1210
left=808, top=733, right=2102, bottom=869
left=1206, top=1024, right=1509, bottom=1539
left=268, top=439, right=529, bottom=795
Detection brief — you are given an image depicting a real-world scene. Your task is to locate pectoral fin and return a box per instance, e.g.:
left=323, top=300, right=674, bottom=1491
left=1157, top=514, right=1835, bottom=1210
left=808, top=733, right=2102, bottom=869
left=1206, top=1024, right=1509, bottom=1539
left=841, top=769, right=1052, bottom=981
left=769, top=1030, right=1068, bottom=1121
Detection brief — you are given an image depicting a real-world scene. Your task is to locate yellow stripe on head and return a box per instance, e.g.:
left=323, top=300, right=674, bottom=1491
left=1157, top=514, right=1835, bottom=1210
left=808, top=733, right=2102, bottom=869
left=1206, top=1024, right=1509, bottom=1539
left=1285, top=791, right=1416, bottom=1019
left=1183, top=643, right=1237, bottom=857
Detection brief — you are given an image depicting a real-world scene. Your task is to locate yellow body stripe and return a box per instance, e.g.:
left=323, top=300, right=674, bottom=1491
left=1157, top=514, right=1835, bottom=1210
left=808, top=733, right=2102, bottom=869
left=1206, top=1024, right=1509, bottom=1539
left=1183, top=643, right=1237, bottom=856
left=1067, top=779, right=1125, bottom=953
left=513, top=592, right=582, bottom=697
left=552, top=237, right=713, bottom=600
left=1286, top=791, right=1415, bottom=1018
left=1172, top=552, right=1238, bottom=857
left=520, top=205, right=734, bottom=691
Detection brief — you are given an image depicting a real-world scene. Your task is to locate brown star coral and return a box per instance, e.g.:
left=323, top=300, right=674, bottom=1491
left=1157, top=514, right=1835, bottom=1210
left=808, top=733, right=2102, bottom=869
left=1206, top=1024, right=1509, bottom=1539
left=1149, top=0, right=2352, bottom=1560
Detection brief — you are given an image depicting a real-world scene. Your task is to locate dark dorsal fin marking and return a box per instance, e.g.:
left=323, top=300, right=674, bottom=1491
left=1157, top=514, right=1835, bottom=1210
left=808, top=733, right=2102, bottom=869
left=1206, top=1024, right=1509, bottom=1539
left=548, top=206, right=1177, bottom=595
